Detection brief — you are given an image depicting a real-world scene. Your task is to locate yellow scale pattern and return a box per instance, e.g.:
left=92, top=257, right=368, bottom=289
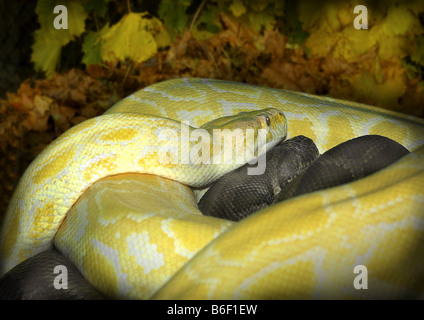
left=1, top=78, right=424, bottom=299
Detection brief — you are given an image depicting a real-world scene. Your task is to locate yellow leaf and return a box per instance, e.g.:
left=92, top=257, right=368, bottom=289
left=149, top=16, right=171, bottom=49
left=383, top=6, right=417, bottom=36
left=337, top=3, right=354, bottom=27
left=322, top=3, right=343, bottom=31
left=299, top=1, right=342, bottom=32
left=350, top=71, right=406, bottom=107
left=334, top=27, right=377, bottom=62
left=304, top=30, right=338, bottom=57
left=378, top=34, right=411, bottom=60
left=229, top=0, right=246, bottom=18
left=101, top=13, right=158, bottom=63
left=154, top=28, right=171, bottom=49
left=248, top=11, right=275, bottom=32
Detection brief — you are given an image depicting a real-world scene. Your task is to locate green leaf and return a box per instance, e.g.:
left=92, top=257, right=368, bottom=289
left=411, top=35, right=424, bottom=66
left=192, top=4, right=221, bottom=39
left=66, top=1, right=88, bottom=37
left=280, top=1, right=308, bottom=44
left=32, top=0, right=89, bottom=77
left=31, top=29, right=62, bottom=78
left=158, top=0, right=191, bottom=39
left=82, top=24, right=109, bottom=66
left=82, top=0, right=111, bottom=18
left=36, top=0, right=87, bottom=38
left=35, top=0, right=56, bottom=29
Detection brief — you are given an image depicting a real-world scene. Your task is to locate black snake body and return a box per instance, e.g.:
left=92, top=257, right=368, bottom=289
left=0, top=248, right=104, bottom=299
left=199, top=135, right=410, bottom=220
left=198, top=136, right=320, bottom=221
left=274, top=135, right=410, bottom=203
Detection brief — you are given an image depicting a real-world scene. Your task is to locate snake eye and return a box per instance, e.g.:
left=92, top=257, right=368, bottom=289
left=265, top=116, right=271, bottom=126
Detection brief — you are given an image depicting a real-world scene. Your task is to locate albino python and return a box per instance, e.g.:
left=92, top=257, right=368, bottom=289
left=1, top=78, right=424, bottom=299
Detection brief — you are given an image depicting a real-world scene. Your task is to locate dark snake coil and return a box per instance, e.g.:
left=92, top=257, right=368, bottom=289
left=199, top=135, right=410, bottom=221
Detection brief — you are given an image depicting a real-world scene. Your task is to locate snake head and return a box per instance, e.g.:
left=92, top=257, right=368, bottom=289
left=240, top=108, right=287, bottom=156
left=203, top=108, right=287, bottom=167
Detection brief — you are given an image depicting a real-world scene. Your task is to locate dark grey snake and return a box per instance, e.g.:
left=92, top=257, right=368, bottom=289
left=0, top=134, right=410, bottom=299
left=198, top=135, right=320, bottom=221
left=199, top=135, right=410, bottom=221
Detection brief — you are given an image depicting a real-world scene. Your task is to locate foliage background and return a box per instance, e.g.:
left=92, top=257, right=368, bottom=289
left=0, top=0, right=423, bottom=221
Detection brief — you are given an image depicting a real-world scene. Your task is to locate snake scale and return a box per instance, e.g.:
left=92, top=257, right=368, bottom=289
left=1, top=78, right=424, bottom=299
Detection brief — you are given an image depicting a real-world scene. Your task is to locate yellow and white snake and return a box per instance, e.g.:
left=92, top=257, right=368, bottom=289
left=1, top=78, right=424, bottom=299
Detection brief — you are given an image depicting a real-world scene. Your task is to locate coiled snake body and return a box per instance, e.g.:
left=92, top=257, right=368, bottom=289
left=1, top=78, right=424, bottom=299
